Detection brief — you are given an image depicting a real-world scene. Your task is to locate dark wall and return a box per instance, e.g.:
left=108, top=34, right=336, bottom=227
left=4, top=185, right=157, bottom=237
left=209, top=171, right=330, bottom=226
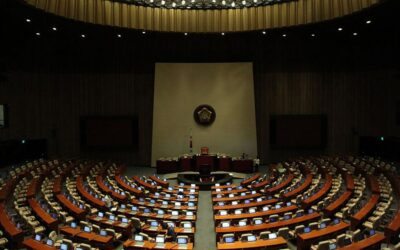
left=0, top=1, right=399, bottom=165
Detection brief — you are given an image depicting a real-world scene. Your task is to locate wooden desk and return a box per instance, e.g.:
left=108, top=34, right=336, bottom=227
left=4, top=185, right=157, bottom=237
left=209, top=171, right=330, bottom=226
left=324, top=191, right=352, bottom=216
left=52, top=177, right=62, bottom=194
left=88, top=215, right=133, bottom=237
left=157, top=160, right=179, bottom=174
left=385, top=211, right=400, bottom=242
left=28, top=198, right=58, bottom=230
left=131, top=199, right=197, bottom=211
left=96, top=176, right=127, bottom=201
left=368, top=175, right=380, bottom=194
left=115, top=175, right=143, bottom=196
left=133, top=176, right=157, bottom=192
left=0, top=177, right=18, bottom=201
left=212, top=184, right=238, bottom=190
left=22, top=238, right=57, bottom=250
left=232, top=160, right=253, bottom=173
left=350, top=194, right=379, bottom=229
left=283, top=174, right=313, bottom=199
left=302, top=175, right=332, bottom=208
left=219, top=157, right=232, bottom=172
left=346, top=174, right=354, bottom=191
left=196, top=155, right=214, bottom=171
left=212, top=188, right=248, bottom=196
left=76, top=176, right=106, bottom=209
left=150, top=176, right=169, bottom=188
left=56, top=194, right=86, bottom=219
left=266, top=174, right=294, bottom=194
left=26, top=178, right=41, bottom=198
left=241, top=173, right=260, bottom=186
left=123, top=239, right=193, bottom=249
left=214, top=205, right=298, bottom=221
left=213, top=198, right=279, bottom=211
left=213, top=193, right=261, bottom=203
left=0, top=203, right=24, bottom=242
left=297, top=222, right=349, bottom=249
left=217, top=237, right=287, bottom=249
left=216, top=213, right=320, bottom=236
left=338, top=233, right=385, bottom=250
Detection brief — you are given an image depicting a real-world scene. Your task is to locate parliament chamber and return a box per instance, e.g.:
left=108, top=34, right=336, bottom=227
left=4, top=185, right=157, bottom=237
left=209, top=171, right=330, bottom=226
left=1, top=0, right=400, bottom=248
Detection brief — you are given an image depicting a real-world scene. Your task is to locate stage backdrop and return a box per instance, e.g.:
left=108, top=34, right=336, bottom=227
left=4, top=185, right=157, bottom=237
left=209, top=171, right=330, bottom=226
left=151, top=62, right=257, bottom=166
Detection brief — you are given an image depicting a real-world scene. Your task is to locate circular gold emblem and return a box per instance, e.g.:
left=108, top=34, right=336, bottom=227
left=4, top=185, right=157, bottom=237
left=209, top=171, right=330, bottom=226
left=194, top=105, right=216, bottom=126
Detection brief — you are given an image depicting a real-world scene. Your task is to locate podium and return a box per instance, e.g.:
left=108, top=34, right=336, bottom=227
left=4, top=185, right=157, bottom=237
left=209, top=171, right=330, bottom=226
left=196, top=155, right=214, bottom=171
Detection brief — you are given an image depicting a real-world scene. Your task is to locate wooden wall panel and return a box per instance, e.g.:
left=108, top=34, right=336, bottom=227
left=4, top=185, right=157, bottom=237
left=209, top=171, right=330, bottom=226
left=24, top=0, right=380, bottom=32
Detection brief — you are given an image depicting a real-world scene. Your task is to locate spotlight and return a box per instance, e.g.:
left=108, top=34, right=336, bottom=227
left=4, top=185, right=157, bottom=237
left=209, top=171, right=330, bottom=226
left=222, top=0, right=225, bottom=4
left=81, top=34, right=86, bottom=38
left=35, top=32, right=40, bottom=36
left=142, top=31, right=146, bottom=34
left=366, top=20, right=372, bottom=24
left=241, top=0, right=245, bottom=4
left=221, top=32, right=225, bottom=36
left=182, top=0, right=186, bottom=4
left=262, top=31, right=266, bottom=35
left=282, top=34, right=287, bottom=37
left=52, top=27, right=57, bottom=31
left=253, top=0, right=257, bottom=3
left=231, top=1, right=235, bottom=7
left=26, top=18, right=31, bottom=23
left=338, top=27, right=343, bottom=31
left=184, top=32, right=188, bottom=36
left=172, top=2, right=176, bottom=7
left=311, top=33, right=315, bottom=37
left=117, top=34, right=122, bottom=38
left=161, top=0, right=165, bottom=4
left=353, top=32, right=358, bottom=36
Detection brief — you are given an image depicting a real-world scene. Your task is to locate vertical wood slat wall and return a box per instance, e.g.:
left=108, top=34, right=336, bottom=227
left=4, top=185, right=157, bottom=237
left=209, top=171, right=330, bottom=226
left=25, top=0, right=379, bottom=32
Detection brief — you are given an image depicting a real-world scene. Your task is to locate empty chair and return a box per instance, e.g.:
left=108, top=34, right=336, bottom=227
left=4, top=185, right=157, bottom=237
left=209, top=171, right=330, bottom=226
left=221, top=233, right=235, bottom=243
left=311, top=240, right=331, bottom=250
left=289, top=225, right=304, bottom=238
left=277, top=227, right=289, bottom=239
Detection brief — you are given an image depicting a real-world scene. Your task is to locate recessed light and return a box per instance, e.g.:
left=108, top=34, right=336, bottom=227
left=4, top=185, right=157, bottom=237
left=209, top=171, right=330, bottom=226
left=311, top=33, right=315, bottom=37
left=81, top=34, right=86, bottom=38
left=172, top=2, right=176, bottom=7
left=221, top=32, right=225, bottom=36
left=262, top=31, right=266, bottom=35
left=338, top=27, right=343, bottom=31
left=282, top=34, right=287, bottom=37
left=182, top=0, right=186, bottom=4
left=366, top=20, right=372, bottom=24
left=142, top=31, right=146, bottom=34
left=184, top=32, right=188, bottom=36
left=161, top=0, right=165, bottom=4
left=117, top=34, right=122, bottom=38
left=353, top=32, right=358, bottom=36
left=26, top=18, right=31, bottom=23
left=35, top=32, right=40, bottom=36
left=52, top=27, right=57, bottom=31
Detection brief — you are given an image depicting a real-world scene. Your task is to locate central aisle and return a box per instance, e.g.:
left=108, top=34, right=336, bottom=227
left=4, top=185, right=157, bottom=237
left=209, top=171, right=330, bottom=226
left=194, top=190, right=217, bottom=250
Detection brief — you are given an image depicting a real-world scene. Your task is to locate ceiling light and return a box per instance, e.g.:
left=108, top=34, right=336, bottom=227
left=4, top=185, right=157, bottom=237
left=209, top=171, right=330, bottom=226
left=222, top=0, right=225, bottom=4
left=311, top=33, right=315, bottom=37
left=172, top=2, right=176, bottom=7
left=253, top=0, right=257, bottom=3
left=26, top=18, right=31, bottom=23
left=353, top=32, right=358, bottom=36
left=184, top=32, right=188, bottom=36
left=142, top=31, right=146, bottom=34
left=231, top=1, right=235, bottom=7
left=262, top=31, right=266, bottom=35
left=282, top=34, right=286, bottom=37
left=242, top=0, right=246, bottom=4
left=161, top=0, right=165, bottom=4
left=338, top=27, right=343, bottom=31
left=366, top=20, right=372, bottom=24
left=182, top=0, right=186, bottom=4
left=52, top=27, right=57, bottom=31
left=221, top=32, right=225, bottom=36
left=81, top=34, right=86, bottom=38
left=35, top=32, right=40, bottom=36
left=117, top=34, right=122, bottom=38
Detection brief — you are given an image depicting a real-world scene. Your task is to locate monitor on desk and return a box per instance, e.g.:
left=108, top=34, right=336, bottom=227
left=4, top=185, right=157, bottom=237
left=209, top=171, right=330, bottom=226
left=98, top=212, right=104, bottom=217
left=244, top=199, right=251, bottom=204
left=134, top=235, right=144, bottom=242
left=240, top=192, right=246, bottom=196
left=70, top=222, right=77, bottom=228
left=238, top=221, right=247, bottom=226
left=46, top=239, right=53, bottom=246
left=224, top=236, right=235, bottom=243
left=215, top=183, right=220, bottom=187
left=150, top=199, right=156, bottom=204
left=156, top=236, right=165, bottom=243
left=84, top=226, right=91, bottom=232
left=275, top=204, right=281, bottom=209
left=308, top=209, right=314, bottom=214
left=251, top=191, right=256, bottom=194
left=175, top=202, right=181, bottom=207
left=132, top=206, right=138, bottom=211
left=254, top=219, right=263, bottom=225
left=150, top=221, right=159, bottom=227
left=286, top=202, right=292, bottom=206
left=249, top=208, right=256, bottom=213
left=166, top=194, right=171, bottom=198
left=120, top=204, right=126, bottom=209
left=122, top=217, right=129, bottom=223
left=186, top=211, right=193, bottom=216
left=304, top=227, right=311, bottom=233
left=172, top=211, right=179, bottom=216
left=168, top=187, right=173, bottom=191
left=188, top=202, right=195, bottom=207
left=178, top=188, right=184, bottom=192
left=234, top=210, right=242, bottom=215
left=162, top=201, right=168, bottom=205
left=329, top=243, right=337, bottom=250
left=247, top=235, right=256, bottom=242
left=221, top=222, right=230, bottom=228
left=333, top=218, right=340, bottom=225
left=154, top=192, right=160, bottom=196
left=220, top=210, right=227, bottom=216
left=369, top=229, right=376, bottom=236
left=178, top=237, right=188, bottom=244
left=189, top=195, right=195, bottom=199
left=60, top=243, right=68, bottom=250
left=216, top=188, right=221, bottom=192
left=257, top=198, right=263, bottom=202
left=262, top=206, right=269, bottom=211
left=183, top=223, right=191, bottom=229
left=232, top=201, right=238, bottom=205
left=268, top=233, right=277, bottom=239
left=227, top=188, right=232, bottom=191
left=109, top=215, right=115, bottom=221
left=319, top=223, right=326, bottom=229
left=144, top=208, right=151, bottom=213
left=100, top=230, right=107, bottom=236
left=158, top=210, right=165, bottom=215
left=35, top=234, right=41, bottom=241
